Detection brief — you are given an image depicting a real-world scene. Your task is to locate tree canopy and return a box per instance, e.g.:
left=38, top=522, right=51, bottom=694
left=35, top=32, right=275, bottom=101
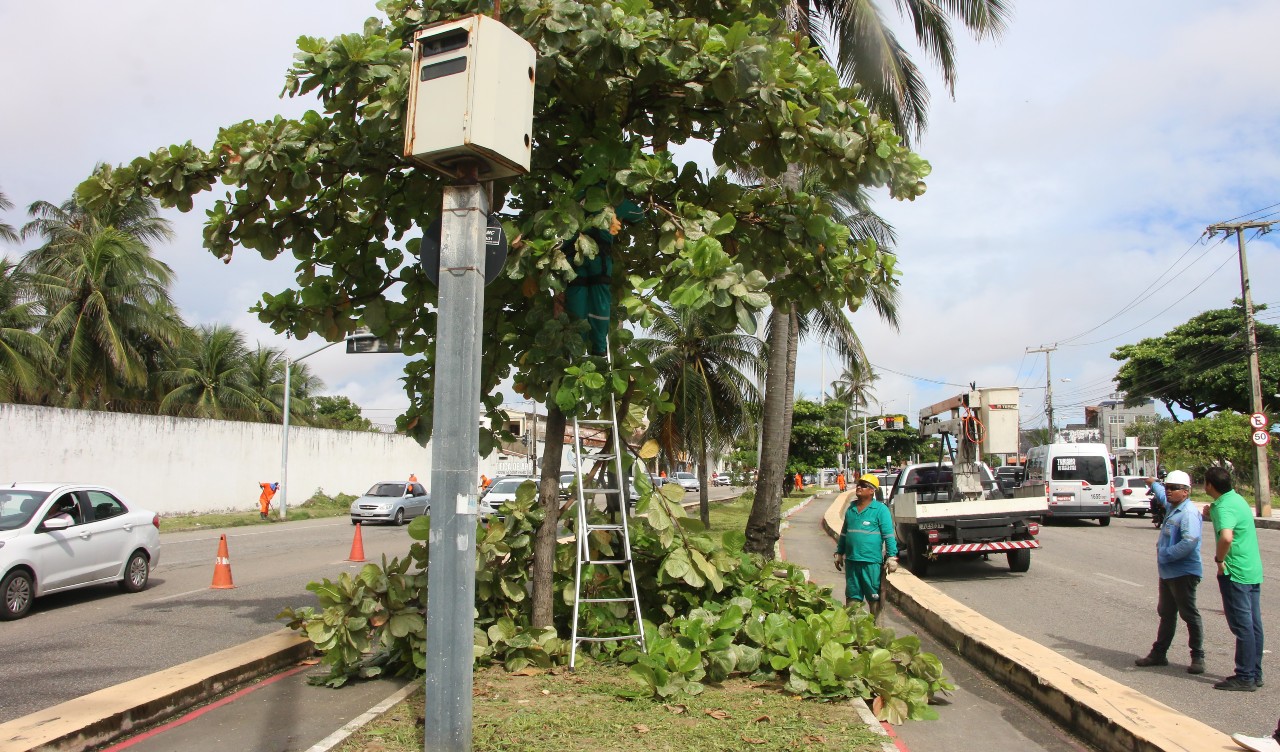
left=1111, top=302, right=1280, bottom=420
left=77, top=0, right=930, bottom=449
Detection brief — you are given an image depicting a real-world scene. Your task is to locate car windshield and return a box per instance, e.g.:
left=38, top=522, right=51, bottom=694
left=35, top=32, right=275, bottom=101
left=0, top=490, right=50, bottom=531
left=1051, top=456, right=1109, bottom=485
left=366, top=483, right=407, bottom=497
left=489, top=478, right=531, bottom=495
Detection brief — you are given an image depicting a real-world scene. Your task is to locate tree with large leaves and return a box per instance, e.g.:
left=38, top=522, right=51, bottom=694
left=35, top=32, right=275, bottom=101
left=634, top=303, right=763, bottom=526
left=20, top=192, right=182, bottom=407
left=1111, top=302, right=1280, bottom=420
left=78, top=0, right=929, bottom=628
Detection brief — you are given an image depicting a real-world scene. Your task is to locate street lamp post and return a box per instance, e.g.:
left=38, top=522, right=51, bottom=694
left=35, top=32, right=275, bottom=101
left=278, top=331, right=388, bottom=521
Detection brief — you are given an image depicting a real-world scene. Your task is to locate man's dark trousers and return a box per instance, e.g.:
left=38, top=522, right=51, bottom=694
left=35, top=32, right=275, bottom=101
left=1152, top=574, right=1203, bottom=658
left=1217, top=575, right=1264, bottom=683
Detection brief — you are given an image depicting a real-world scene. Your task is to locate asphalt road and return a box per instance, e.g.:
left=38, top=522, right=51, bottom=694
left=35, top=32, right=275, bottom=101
left=0, top=485, right=741, bottom=724
left=916, top=512, right=1277, bottom=738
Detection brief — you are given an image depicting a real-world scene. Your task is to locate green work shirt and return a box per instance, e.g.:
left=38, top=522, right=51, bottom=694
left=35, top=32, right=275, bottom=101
left=1208, top=489, right=1264, bottom=585
left=836, top=500, right=897, bottom=564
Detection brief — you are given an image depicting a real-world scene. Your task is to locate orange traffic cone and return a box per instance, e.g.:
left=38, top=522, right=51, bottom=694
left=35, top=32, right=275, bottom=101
left=347, top=523, right=366, bottom=562
left=211, top=534, right=235, bottom=589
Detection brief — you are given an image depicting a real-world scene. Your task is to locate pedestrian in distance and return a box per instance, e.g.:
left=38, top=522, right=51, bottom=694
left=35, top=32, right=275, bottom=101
left=794, top=472, right=803, bottom=492
left=258, top=482, right=278, bottom=520
left=834, top=474, right=898, bottom=621
left=836, top=472, right=847, bottom=493
left=1134, top=470, right=1205, bottom=675
left=1232, top=718, right=1280, bottom=752
left=1202, top=466, right=1265, bottom=691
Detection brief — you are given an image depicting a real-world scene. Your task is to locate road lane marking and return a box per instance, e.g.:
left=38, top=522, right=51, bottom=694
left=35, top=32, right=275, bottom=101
left=149, top=587, right=210, bottom=603
left=1096, top=573, right=1142, bottom=588
left=163, top=521, right=348, bottom=545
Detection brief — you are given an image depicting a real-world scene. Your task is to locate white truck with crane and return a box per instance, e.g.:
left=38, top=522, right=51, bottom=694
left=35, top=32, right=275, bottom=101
left=886, top=386, right=1048, bottom=576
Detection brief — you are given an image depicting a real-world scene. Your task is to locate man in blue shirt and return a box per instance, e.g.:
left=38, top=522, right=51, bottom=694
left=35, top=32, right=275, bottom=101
left=1134, top=470, right=1205, bottom=675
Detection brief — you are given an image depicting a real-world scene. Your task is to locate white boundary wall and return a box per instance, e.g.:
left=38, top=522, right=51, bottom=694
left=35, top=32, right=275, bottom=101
left=0, top=403, right=434, bottom=515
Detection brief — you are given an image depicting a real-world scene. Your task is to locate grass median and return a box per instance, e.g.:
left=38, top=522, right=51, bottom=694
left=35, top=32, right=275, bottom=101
left=158, top=490, right=355, bottom=533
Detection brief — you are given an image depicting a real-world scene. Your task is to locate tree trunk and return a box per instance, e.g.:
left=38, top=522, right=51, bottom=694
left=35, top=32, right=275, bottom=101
left=745, top=309, right=791, bottom=556
left=531, top=404, right=567, bottom=628
left=698, top=442, right=710, bottom=528
left=781, top=305, right=799, bottom=457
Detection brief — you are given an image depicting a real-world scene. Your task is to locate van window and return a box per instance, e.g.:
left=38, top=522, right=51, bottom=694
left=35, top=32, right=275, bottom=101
left=1052, top=456, right=1108, bottom=485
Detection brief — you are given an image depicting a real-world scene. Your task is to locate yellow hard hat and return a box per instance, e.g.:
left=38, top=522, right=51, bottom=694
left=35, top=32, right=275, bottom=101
left=857, top=474, right=880, bottom=489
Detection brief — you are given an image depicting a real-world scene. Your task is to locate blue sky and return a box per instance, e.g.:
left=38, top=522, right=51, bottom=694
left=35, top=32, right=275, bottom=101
left=2, top=1, right=1278, bottom=431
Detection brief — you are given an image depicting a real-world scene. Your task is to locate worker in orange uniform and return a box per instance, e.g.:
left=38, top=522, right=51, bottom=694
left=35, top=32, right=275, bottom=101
left=258, top=482, right=278, bottom=520
left=408, top=473, right=418, bottom=482
left=480, top=474, right=490, bottom=489
left=837, top=472, right=847, bottom=492
left=794, top=472, right=803, bottom=492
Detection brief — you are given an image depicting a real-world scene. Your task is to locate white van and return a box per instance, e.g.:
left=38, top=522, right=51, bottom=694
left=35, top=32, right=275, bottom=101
left=1024, top=443, right=1114, bottom=526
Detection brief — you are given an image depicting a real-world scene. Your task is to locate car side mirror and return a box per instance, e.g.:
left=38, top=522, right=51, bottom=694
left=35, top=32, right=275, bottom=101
left=42, top=517, right=72, bottom=531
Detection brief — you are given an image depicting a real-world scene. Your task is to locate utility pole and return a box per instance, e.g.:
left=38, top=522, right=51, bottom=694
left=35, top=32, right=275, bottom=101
left=1028, top=345, right=1057, bottom=442
left=1207, top=219, right=1275, bottom=517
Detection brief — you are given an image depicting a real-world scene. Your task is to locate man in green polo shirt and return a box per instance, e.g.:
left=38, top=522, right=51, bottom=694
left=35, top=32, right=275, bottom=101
left=1203, top=466, right=1265, bottom=691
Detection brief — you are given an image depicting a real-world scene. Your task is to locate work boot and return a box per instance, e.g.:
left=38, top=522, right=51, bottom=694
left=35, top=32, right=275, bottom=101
left=1134, top=653, right=1168, bottom=667
left=1213, top=676, right=1257, bottom=692
left=1187, top=656, right=1205, bottom=675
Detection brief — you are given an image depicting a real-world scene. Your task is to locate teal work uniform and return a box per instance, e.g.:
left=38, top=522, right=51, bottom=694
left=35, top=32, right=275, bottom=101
left=835, top=499, right=897, bottom=604
left=564, top=199, right=644, bottom=355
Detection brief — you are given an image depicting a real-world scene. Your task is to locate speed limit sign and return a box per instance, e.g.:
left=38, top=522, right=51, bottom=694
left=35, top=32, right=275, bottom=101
left=1252, top=429, right=1271, bottom=447
left=1250, top=412, right=1268, bottom=429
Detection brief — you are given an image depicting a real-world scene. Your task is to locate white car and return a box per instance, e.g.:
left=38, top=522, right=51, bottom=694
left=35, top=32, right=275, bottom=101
left=1, top=483, right=161, bottom=620
left=713, top=474, right=732, bottom=486
left=349, top=480, right=430, bottom=526
left=480, top=476, right=538, bottom=516
left=673, top=472, right=700, bottom=492
left=1113, top=475, right=1152, bottom=517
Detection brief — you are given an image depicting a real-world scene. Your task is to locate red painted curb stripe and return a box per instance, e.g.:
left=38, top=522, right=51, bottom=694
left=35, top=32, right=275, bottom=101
left=99, top=663, right=308, bottom=751
left=880, top=719, right=911, bottom=752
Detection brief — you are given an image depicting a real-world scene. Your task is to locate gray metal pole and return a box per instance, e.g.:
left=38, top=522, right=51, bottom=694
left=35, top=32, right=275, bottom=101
left=424, top=171, right=488, bottom=752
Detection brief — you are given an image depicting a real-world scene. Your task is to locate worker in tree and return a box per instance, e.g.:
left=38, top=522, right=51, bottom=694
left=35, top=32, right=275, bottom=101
left=563, top=195, right=644, bottom=355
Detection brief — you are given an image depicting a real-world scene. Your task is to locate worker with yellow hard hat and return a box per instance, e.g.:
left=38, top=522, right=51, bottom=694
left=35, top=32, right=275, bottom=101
left=834, top=473, right=898, bottom=620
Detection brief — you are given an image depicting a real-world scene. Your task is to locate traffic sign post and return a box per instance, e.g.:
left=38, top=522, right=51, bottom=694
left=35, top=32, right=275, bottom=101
left=1250, top=412, right=1268, bottom=429
left=1252, top=429, right=1271, bottom=447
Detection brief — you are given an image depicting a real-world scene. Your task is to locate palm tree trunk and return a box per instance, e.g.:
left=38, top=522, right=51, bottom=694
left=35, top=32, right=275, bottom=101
left=531, top=403, right=567, bottom=628
left=781, top=305, right=799, bottom=452
left=698, top=441, right=710, bottom=528
left=745, top=308, right=790, bottom=556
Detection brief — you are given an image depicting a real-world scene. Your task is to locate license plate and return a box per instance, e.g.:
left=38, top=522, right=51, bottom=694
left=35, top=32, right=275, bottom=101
left=1054, top=494, right=1073, bottom=502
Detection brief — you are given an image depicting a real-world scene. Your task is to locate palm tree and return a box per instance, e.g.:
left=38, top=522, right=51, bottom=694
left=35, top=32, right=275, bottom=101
left=157, top=324, right=259, bottom=419
left=746, top=0, right=1006, bottom=556
left=634, top=304, right=763, bottom=527
left=244, top=344, right=288, bottom=421
left=800, top=0, right=1011, bottom=145
left=0, top=256, right=54, bottom=402
left=0, top=189, right=19, bottom=244
left=20, top=182, right=181, bottom=407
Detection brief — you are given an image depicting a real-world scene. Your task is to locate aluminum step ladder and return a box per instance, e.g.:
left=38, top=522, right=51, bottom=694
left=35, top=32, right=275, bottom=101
left=568, top=383, right=646, bottom=669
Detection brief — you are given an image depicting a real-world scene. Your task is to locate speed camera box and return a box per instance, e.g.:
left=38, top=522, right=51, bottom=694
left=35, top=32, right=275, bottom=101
left=404, top=14, right=536, bottom=179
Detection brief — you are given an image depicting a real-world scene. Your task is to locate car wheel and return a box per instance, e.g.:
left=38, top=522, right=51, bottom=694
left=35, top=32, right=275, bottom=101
left=1116, top=504, right=1126, bottom=518
left=907, top=533, right=930, bottom=577
left=1, top=569, right=34, bottom=620
left=1007, top=548, right=1031, bottom=573
left=1098, top=516, right=1111, bottom=527
left=394, top=508, right=405, bottom=525
left=118, top=550, right=151, bottom=593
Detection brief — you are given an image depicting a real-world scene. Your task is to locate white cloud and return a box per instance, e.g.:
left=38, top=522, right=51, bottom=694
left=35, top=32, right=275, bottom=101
left=3, top=1, right=1278, bottom=432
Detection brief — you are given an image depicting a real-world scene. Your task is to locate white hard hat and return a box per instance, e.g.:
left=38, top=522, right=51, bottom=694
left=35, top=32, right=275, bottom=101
left=1164, top=470, right=1192, bottom=487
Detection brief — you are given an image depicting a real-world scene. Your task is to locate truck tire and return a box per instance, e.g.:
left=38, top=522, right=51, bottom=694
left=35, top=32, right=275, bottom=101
left=1007, top=548, right=1031, bottom=573
left=907, top=533, right=930, bottom=577
left=1098, top=515, right=1111, bottom=527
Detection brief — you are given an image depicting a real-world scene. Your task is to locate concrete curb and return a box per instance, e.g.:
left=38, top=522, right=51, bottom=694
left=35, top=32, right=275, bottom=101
left=821, top=496, right=1236, bottom=752
left=0, top=628, right=312, bottom=752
